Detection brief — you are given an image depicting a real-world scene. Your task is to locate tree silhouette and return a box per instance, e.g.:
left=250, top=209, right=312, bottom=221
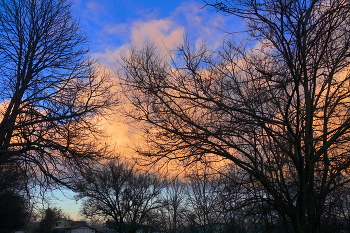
left=74, top=160, right=165, bottom=233
left=0, top=191, right=30, bottom=233
left=0, top=0, right=114, bottom=188
left=121, top=0, right=350, bottom=232
left=36, top=207, right=66, bottom=233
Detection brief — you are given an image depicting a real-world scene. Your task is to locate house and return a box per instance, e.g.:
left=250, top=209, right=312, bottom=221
left=55, top=219, right=73, bottom=229
left=62, top=225, right=99, bottom=233
left=53, top=219, right=100, bottom=233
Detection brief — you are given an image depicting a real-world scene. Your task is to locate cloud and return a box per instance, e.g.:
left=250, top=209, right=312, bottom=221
left=91, top=1, right=239, bottom=69
left=92, top=44, right=130, bottom=70
left=104, top=23, right=129, bottom=37
left=172, top=2, right=240, bottom=50
left=86, top=1, right=105, bottom=14
left=73, top=0, right=109, bottom=24
left=98, top=114, right=130, bottom=149
left=131, top=19, right=184, bottom=54
left=87, top=1, right=242, bottom=162
left=91, top=21, right=184, bottom=69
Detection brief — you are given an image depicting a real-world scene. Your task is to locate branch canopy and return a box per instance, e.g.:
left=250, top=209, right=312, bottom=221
left=0, top=0, right=115, bottom=188
left=121, top=0, right=350, bottom=232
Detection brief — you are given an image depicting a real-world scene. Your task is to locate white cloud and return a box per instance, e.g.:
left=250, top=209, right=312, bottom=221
left=130, top=19, right=184, bottom=55
left=91, top=1, right=239, bottom=69
left=104, top=23, right=129, bottom=36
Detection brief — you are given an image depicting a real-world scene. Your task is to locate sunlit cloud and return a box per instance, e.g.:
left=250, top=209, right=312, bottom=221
left=86, top=2, right=242, bottom=165
left=78, top=1, right=243, bottom=164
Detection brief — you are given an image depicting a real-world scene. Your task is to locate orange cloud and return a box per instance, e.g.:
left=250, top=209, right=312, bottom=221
left=89, top=1, right=241, bottom=165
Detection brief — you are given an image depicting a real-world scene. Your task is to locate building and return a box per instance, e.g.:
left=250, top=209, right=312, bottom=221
left=60, top=225, right=99, bottom=233
left=55, top=219, right=73, bottom=229
left=53, top=219, right=100, bottom=233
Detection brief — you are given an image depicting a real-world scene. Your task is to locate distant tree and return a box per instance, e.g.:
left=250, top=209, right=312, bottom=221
left=161, top=177, right=188, bottom=233
left=121, top=0, right=350, bottom=232
left=0, top=0, right=114, bottom=188
left=74, top=160, right=165, bottom=233
left=184, top=166, right=225, bottom=233
left=36, top=207, right=66, bottom=233
left=218, top=163, right=292, bottom=233
left=321, top=184, right=350, bottom=233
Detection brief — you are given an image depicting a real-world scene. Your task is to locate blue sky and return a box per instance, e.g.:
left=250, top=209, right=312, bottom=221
left=71, top=0, right=244, bottom=68
left=52, top=0, right=244, bottom=220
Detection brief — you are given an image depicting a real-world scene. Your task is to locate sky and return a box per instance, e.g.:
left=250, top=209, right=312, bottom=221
left=71, top=0, right=245, bottom=68
left=50, top=0, right=245, bottom=220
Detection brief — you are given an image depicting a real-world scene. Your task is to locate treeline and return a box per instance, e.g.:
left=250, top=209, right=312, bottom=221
left=72, top=160, right=350, bottom=233
left=6, top=159, right=350, bottom=233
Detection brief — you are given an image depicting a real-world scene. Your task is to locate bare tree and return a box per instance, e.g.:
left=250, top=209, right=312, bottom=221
left=216, top=164, right=268, bottom=233
left=321, top=183, right=350, bottom=233
left=183, top=165, right=227, bottom=233
left=161, top=177, right=188, bottom=233
left=74, top=159, right=165, bottom=233
left=35, top=207, right=67, bottom=233
left=121, top=0, right=350, bottom=232
left=0, top=0, right=114, bottom=188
